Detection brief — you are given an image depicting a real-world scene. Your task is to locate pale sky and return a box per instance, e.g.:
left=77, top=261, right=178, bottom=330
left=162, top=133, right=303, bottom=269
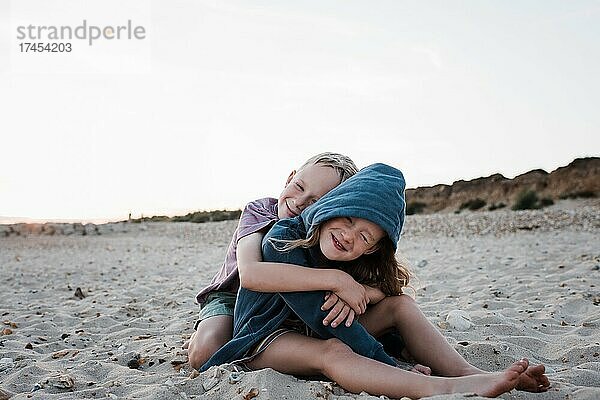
left=1, top=0, right=599, bottom=223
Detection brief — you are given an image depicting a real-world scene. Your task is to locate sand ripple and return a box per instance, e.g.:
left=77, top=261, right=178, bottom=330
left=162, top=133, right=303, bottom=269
left=1, top=205, right=599, bottom=399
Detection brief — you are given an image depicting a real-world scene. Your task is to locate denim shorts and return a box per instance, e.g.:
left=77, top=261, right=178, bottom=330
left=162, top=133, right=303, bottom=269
left=194, top=291, right=237, bottom=330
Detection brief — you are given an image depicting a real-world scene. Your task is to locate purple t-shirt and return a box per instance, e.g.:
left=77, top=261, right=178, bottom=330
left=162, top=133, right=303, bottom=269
left=195, top=197, right=279, bottom=305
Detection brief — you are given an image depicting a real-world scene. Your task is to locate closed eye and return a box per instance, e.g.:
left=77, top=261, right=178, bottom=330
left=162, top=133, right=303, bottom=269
left=295, top=183, right=304, bottom=191
left=361, top=234, right=369, bottom=244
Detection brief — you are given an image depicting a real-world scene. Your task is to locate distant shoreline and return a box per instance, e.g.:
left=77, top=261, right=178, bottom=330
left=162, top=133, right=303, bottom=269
left=3, top=156, right=597, bottom=224
left=0, top=209, right=242, bottom=226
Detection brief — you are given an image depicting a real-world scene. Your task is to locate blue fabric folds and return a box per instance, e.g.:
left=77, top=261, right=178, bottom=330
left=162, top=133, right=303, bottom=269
left=200, top=163, right=406, bottom=371
left=302, top=163, right=406, bottom=249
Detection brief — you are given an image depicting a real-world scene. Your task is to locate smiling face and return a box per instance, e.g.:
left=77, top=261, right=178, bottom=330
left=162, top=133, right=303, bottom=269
left=277, top=164, right=341, bottom=219
left=318, top=217, right=386, bottom=262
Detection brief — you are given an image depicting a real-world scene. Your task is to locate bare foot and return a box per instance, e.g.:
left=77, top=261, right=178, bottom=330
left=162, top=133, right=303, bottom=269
left=451, top=359, right=528, bottom=397
left=411, top=364, right=432, bottom=375
left=516, top=363, right=550, bottom=392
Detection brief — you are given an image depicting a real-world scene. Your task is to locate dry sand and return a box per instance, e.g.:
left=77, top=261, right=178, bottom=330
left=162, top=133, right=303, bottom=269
left=1, top=200, right=599, bottom=399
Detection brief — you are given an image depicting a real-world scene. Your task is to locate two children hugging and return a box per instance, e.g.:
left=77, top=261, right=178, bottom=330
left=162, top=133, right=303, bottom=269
left=188, top=154, right=549, bottom=398
left=186, top=153, right=360, bottom=366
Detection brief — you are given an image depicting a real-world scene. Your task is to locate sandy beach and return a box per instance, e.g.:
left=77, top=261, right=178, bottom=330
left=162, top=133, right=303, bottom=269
left=1, top=199, right=599, bottom=399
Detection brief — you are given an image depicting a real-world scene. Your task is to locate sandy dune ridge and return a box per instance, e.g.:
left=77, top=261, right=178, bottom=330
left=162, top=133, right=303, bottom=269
left=1, top=200, right=599, bottom=399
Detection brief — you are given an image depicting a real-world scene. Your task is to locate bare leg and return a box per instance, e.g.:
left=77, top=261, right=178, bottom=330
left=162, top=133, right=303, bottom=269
left=360, top=295, right=478, bottom=376
left=187, top=315, right=233, bottom=370
left=359, top=295, right=549, bottom=391
left=247, top=332, right=527, bottom=399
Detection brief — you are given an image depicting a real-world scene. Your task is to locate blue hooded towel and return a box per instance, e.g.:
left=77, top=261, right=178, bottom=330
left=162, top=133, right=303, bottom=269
left=301, top=162, right=406, bottom=249
left=200, top=163, right=407, bottom=372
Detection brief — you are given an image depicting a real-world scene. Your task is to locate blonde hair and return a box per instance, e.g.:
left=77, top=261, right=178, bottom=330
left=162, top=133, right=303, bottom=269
left=299, top=152, right=358, bottom=184
left=272, top=226, right=411, bottom=296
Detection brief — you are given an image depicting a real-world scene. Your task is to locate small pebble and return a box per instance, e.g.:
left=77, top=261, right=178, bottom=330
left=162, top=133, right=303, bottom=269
left=243, top=388, right=259, bottom=399
left=31, top=383, right=44, bottom=392
left=446, top=310, right=472, bottom=331
left=228, top=371, right=245, bottom=384
left=73, top=287, right=86, bottom=299
left=51, top=375, right=75, bottom=389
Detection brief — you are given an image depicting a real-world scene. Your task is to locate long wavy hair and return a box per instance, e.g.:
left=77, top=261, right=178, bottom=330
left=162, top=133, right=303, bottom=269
left=271, top=224, right=410, bottom=296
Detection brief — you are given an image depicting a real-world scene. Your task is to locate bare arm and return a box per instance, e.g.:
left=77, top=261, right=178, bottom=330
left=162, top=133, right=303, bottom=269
left=363, top=284, right=386, bottom=305
left=237, top=231, right=368, bottom=314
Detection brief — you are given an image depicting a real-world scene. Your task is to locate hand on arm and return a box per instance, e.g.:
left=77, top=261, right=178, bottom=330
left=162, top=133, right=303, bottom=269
left=330, top=275, right=368, bottom=314
left=321, top=292, right=356, bottom=328
left=237, top=232, right=363, bottom=308
left=320, top=285, right=386, bottom=328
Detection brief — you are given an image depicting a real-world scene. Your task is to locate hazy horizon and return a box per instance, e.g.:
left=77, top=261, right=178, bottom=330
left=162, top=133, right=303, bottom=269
left=2, top=1, right=599, bottom=223
left=1, top=155, right=595, bottom=224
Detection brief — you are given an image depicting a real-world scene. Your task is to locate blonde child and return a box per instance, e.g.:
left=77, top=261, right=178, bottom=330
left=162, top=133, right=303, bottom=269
left=187, top=152, right=362, bottom=369
left=202, top=163, right=549, bottom=398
